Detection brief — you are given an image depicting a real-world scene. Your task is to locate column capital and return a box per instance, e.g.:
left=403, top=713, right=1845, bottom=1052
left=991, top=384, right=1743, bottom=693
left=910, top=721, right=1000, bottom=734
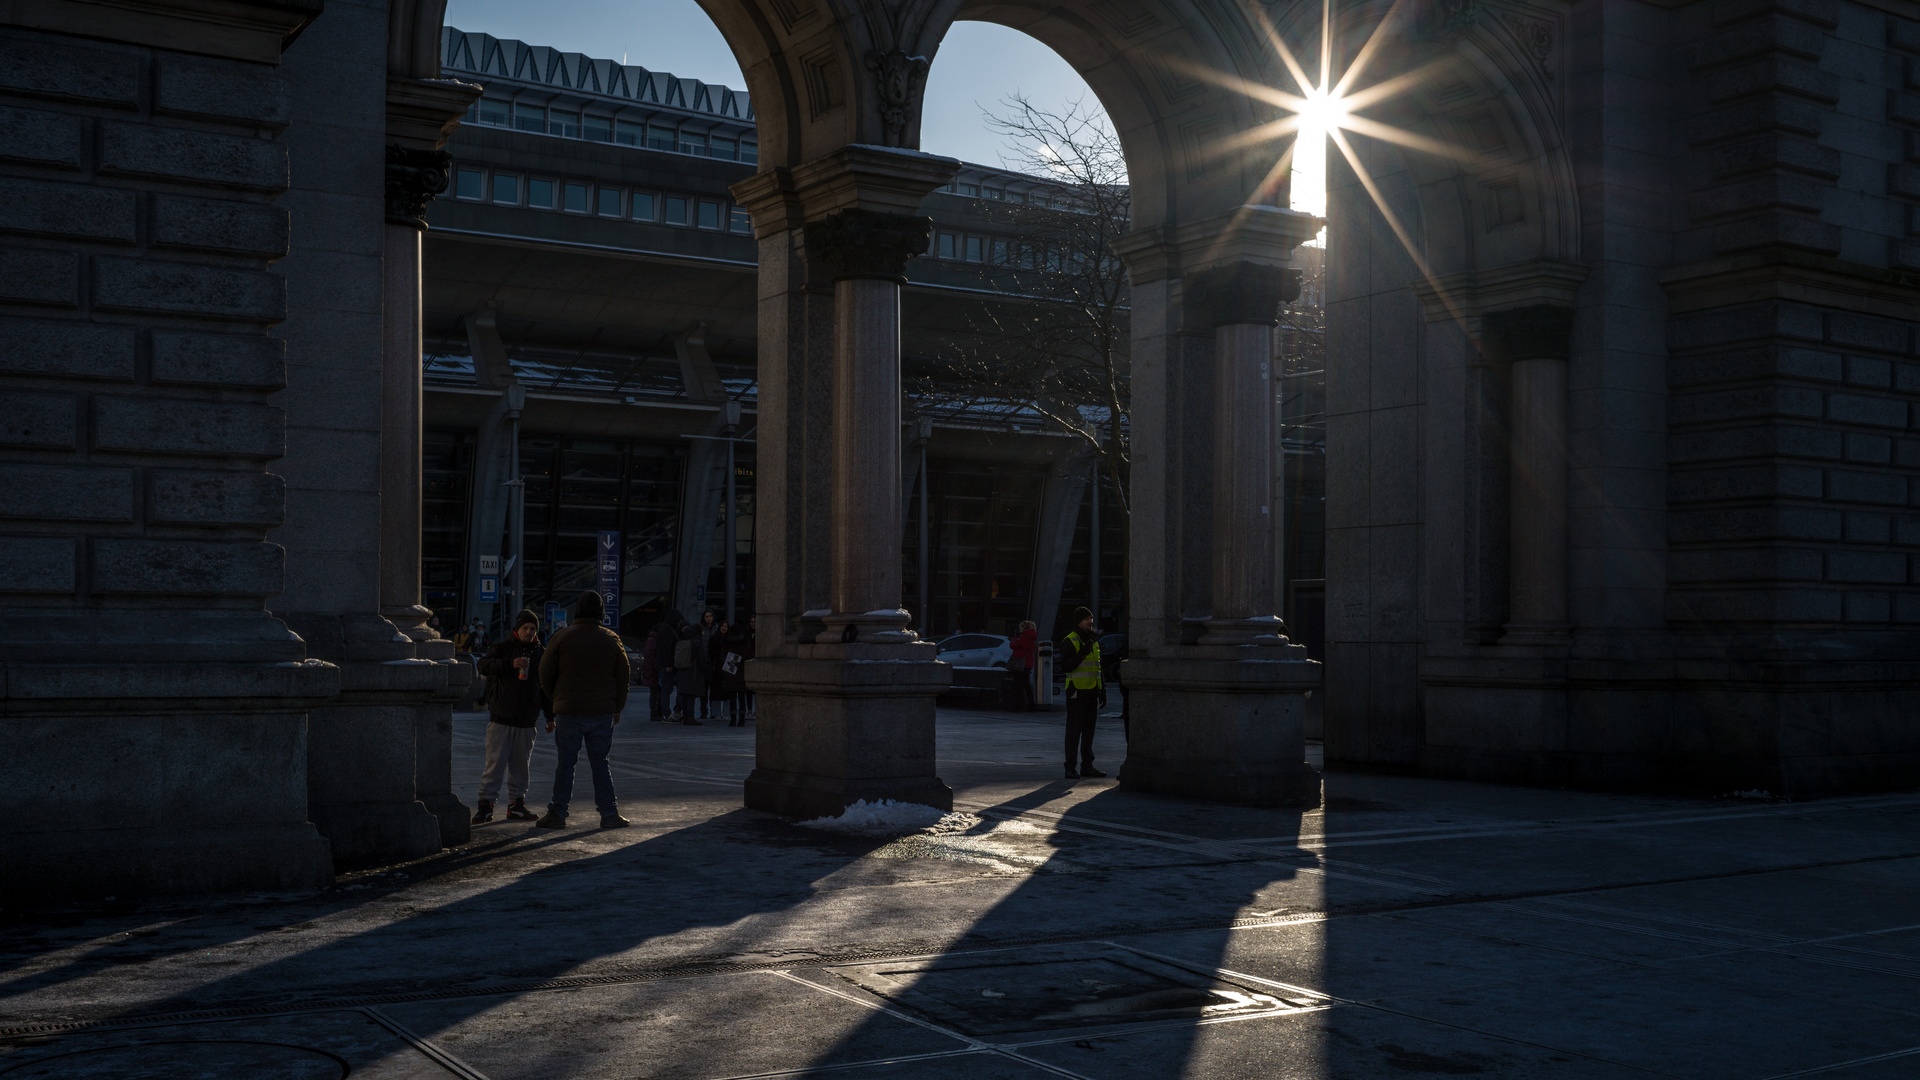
left=1112, top=204, right=1323, bottom=284
left=387, top=75, right=483, bottom=152
left=1408, top=259, right=1587, bottom=324
left=385, top=145, right=452, bottom=229
left=731, top=145, right=959, bottom=242
left=803, top=209, right=931, bottom=284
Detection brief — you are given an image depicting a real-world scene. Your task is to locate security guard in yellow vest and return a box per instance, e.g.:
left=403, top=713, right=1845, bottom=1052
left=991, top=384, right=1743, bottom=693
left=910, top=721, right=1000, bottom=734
left=1060, top=606, right=1106, bottom=778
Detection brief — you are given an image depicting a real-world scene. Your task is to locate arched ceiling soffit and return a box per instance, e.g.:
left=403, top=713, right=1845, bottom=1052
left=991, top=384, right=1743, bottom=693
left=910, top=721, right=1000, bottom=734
left=1273, top=0, right=1579, bottom=277
left=927, top=0, right=1300, bottom=228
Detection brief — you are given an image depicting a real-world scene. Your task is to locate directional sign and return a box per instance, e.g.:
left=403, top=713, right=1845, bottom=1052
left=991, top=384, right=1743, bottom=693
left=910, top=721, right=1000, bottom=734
left=479, top=554, right=499, bottom=576
left=478, top=576, right=498, bottom=603
left=597, top=530, right=622, bottom=624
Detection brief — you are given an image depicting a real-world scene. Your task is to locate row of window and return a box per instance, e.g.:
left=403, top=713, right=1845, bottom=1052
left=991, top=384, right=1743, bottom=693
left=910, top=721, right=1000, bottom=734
left=467, top=99, right=759, bottom=163
left=453, top=168, right=753, bottom=233
left=937, top=180, right=1061, bottom=207
left=929, top=229, right=1116, bottom=274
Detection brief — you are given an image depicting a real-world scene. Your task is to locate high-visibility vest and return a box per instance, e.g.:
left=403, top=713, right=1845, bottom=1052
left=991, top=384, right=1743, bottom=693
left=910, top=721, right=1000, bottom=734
left=1063, top=631, right=1102, bottom=690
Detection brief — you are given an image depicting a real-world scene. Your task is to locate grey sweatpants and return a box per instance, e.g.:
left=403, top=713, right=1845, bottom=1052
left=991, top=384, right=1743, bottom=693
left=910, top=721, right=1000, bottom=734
left=477, top=721, right=536, bottom=802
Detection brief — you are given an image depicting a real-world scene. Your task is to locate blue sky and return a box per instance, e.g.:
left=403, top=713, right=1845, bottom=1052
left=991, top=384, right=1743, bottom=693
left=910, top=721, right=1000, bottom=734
left=441, top=1, right=1104, bottom=168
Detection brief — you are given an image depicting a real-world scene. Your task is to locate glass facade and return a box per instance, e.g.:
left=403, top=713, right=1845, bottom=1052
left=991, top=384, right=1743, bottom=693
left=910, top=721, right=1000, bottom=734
left=909, top=461, right=1045, bottom=638
left=420, top=432, right=765, bottom=640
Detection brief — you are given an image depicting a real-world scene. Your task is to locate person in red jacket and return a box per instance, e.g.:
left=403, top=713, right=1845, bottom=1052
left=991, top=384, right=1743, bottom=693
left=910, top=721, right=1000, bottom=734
left=1006, top=620, right=1038, bottom=712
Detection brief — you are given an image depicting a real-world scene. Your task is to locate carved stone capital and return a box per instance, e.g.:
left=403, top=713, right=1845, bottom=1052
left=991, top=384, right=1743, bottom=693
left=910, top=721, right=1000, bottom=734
left=803, top=209, right=932, bottom=283
left=1185, top=262, right=1295, bottom=327
left=1480, top=304, right=1573, bottom=364
left=386, top=144, right=451, bottom=229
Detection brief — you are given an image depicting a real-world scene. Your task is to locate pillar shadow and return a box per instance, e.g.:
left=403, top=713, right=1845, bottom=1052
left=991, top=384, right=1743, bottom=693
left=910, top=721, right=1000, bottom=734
left=0, top=807, right=888, bottom=1052
left=794, top=783, right=1312, bottom=1078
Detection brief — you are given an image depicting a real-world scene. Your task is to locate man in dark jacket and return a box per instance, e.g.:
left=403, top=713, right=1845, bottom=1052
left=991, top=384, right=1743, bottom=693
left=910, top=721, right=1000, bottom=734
left=536, top=590, right=632, bottom=829
left=472, top=609, right=550, bottom=823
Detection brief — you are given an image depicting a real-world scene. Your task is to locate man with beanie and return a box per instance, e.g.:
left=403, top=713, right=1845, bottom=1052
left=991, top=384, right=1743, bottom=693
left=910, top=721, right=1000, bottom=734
left=1059, top=607, right=1106, bottom=779
left=473, top=609, right=550, bottom=823
left=536, top=590, right=632, bottom=829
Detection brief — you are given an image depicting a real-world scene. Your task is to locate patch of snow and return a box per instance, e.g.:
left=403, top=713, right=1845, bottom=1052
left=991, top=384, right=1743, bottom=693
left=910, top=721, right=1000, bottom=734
left=797, top=799, right=979, bottom=837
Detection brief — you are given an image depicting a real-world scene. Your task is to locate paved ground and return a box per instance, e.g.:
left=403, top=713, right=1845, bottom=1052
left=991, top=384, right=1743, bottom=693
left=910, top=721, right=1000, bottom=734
left=3, top=704, right=1918, bottom=1079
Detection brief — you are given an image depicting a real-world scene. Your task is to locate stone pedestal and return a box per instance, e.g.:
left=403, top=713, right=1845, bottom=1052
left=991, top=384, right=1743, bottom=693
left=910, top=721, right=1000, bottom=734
left=1121, top=650, right=1323, bottom=805
left=744, top=644, right=952, bottom=820
left=1, top=658, right=340, bottom=902
left=287, top=614, right=443, bottom=866
left=418, top=658, right=474, bottom=847
left=1112, top=209, right=1324, bottom=809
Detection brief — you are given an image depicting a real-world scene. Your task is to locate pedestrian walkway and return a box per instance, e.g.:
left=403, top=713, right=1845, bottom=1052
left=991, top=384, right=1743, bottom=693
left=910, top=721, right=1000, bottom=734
left=1, top=705, right=1916, bottom=1079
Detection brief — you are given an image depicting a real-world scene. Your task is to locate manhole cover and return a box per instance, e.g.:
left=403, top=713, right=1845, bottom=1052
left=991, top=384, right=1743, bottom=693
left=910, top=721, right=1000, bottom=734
left=826, top=944, right=1311, bottom=1036
left=0, top=1040, right=347, bottom=1079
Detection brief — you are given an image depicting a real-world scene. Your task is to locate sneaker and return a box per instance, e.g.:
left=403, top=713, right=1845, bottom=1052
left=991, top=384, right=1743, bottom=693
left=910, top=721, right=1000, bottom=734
left=471, top=799, right=495, bottom=824
left=1063, top=766, right=1080, bottom=779
left=505, top=798, right=537, bottom=821
left=1079, top=765, right=1108, bottom=778
left=600, top=813, right=631, bottom=828
left=535, top=811, right=567, bottom=829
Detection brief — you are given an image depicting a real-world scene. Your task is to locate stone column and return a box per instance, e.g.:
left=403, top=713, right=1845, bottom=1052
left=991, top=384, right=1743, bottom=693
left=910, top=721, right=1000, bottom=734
left=810, top=210, right=929, bottom=643
left=382, top=84, right=481, bottom=846
left=732, top=147, right=959, bottom=820
left=380, top=189, right=436, bottom=643
left=1484, top=306, right=1573, bottom=647
left=1192, top=262, right=1292, bottom=646
left=1114, top=207, right=1323, bottom=807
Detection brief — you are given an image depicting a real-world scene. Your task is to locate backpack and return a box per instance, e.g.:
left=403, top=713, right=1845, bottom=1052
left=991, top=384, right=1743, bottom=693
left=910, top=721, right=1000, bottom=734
left=674, top=637, right=695, bottom=668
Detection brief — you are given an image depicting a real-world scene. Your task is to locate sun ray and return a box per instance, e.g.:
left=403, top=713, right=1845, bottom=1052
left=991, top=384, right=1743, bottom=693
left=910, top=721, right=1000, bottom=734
left=1327, top=126, right=1472, bottom=326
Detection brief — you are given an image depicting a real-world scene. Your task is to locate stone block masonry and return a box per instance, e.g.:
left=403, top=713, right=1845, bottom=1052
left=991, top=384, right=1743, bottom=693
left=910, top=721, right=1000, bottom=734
left=0, top=15, right=336, bottom=902
left=1667, top=299, right=1920, bottom=656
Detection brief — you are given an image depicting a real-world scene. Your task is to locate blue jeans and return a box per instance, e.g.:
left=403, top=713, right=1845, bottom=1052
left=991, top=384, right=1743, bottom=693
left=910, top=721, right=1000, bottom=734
left=549, top=713, right=618, bottom=817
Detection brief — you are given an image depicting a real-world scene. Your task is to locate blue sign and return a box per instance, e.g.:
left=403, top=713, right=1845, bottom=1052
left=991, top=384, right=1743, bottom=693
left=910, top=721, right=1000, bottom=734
left=544, top=601, right=566, bottom=636
left=478, top=576, right=498, bottom=603
left=596, top=530, right=621, bottom=623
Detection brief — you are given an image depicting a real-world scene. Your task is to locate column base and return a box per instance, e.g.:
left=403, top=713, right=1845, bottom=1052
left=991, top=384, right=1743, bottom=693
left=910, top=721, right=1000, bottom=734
left=743, top=646, right=952, bottom=820
left=1119, top=651, right=1323, bottom=807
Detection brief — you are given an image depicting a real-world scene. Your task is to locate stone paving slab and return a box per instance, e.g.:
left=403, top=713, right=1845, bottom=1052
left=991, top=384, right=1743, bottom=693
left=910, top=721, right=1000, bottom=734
left=1013, top=1005, right=1659, bottom=1080
left=2, top=708, right=1917, bottom=1079
left=380, top=972, right=967, bottom=1080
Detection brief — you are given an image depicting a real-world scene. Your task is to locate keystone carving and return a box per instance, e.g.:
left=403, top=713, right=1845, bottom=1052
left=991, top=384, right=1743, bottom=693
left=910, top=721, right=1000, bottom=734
left=803, top=208, right=933, bottom=283
left=865, top=49, right=930, bottom=147
left=386, top=144, right=452, bottom=228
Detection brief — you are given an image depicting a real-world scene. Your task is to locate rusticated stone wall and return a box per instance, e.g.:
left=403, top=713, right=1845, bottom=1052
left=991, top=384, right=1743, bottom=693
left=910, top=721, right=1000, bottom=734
left=0, top=18, right=338, bottom=899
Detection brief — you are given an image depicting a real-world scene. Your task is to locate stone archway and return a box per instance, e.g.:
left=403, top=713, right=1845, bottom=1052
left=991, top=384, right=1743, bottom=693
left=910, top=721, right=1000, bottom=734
left=638, top=0, right=1328, bottom=816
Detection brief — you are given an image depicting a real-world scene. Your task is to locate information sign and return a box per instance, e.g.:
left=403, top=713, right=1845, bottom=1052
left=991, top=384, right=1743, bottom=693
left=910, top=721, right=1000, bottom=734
left=478, top=576, right=498, bottom=603
left=597, top=530, right=622, bottom=624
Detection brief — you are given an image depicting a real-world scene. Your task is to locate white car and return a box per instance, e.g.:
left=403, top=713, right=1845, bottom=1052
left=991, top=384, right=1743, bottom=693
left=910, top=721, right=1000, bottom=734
left=935, top=633, right=1013, bottom=668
